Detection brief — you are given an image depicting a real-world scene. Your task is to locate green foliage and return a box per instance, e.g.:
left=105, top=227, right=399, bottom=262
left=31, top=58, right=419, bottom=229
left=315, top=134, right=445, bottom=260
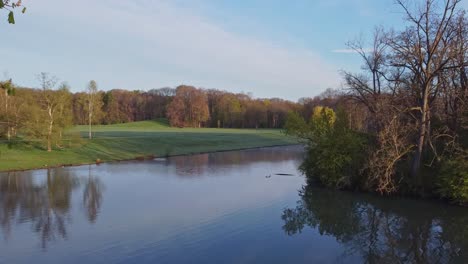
left=284, top=111, right=309, bottom=140
left=7, top=10, right=13, bottom=23
left=437, top=154, right=468, bottom=205
left=0, top=79, right=15, bottom=95
left=311, top=106, right=336, bottom=129
left=1, top=1, right=26, bottom=24
left=285, top=107, right=367, bottom=189
left=218, top=94, right=243, bottom=127
left=0, top=121, right=296, bottom=171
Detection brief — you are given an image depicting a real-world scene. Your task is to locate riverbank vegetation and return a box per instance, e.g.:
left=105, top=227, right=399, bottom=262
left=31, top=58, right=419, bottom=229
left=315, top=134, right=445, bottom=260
left=0, top=74, right=299, bottom=152
left=0, top=119, right=296, bottom=171
left=286, top=0, right=468, bottom=204
left=0, top=70, right=299, bottom=170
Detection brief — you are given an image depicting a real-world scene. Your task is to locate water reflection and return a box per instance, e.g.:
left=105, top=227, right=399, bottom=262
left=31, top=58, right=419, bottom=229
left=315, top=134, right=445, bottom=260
left=0, top=167, right=104, bottom=249
left=282, top=184, right=468, bottom=263
left=83, top=167, right=104, bottom=223
left=2, top=146, right=467, bottom=263
left=168, top=146, right=303, bottom=176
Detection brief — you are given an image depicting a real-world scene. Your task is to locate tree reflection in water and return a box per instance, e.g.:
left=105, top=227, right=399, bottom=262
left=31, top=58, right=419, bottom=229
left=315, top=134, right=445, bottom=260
left=83, top=166, right=104, bottom=223
left=282, top=184, right=468, bottom=264
left=170, top=146, right=302, bottom=177
left=0, top=166, right=104, bottom=249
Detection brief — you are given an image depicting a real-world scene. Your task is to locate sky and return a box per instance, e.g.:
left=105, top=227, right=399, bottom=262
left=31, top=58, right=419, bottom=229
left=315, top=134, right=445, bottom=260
left=1, top=0, right=467, bottom=101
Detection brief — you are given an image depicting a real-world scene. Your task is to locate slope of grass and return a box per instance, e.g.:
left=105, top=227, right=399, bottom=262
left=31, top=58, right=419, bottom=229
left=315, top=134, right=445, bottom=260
left=0, top=119, right=297, bottom=171
left=72, top=118, right=172, bottom=131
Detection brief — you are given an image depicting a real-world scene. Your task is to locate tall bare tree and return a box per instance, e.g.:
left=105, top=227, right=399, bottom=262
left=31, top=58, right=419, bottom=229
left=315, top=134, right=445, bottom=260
left=388, top=0, right=464, bottom=177
left=343, top=27, right=388, bottom=113
left=37, top=73, right=60, bottom=152
left=86, top=80, right=101, bottom=139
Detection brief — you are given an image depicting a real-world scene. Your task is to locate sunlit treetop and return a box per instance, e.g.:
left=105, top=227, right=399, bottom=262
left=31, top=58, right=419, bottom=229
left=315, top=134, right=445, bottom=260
left=0, top=79, right=16, bottom=95
left=0, top=0, right=26, bottom=24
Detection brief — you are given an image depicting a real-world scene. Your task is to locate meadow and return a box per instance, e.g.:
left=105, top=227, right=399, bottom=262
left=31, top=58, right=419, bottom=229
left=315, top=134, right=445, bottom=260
left=0, top=119, right=297, bottom=171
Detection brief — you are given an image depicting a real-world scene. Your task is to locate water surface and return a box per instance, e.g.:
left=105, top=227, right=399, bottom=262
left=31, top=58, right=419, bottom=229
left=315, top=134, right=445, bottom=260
left=0, top=146, right=467, bottom=263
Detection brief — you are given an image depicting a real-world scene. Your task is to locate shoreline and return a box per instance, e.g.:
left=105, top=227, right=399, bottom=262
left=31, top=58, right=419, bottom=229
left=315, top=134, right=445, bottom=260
left=1, top=143, right=302, bottom=173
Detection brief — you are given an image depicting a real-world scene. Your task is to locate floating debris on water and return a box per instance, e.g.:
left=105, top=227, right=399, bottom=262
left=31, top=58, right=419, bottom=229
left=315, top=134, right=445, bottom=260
left=275, top=173, right=294, bottom=176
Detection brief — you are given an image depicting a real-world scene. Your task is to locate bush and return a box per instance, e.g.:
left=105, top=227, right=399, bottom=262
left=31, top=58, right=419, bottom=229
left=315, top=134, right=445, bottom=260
left=437, top=154, right=468, bottom=205
left=285, top=107, right=368, bottom=189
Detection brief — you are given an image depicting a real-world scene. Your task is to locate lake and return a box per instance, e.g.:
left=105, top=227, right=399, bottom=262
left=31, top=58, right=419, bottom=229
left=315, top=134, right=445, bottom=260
left=0, top=146, right=467, bottom=263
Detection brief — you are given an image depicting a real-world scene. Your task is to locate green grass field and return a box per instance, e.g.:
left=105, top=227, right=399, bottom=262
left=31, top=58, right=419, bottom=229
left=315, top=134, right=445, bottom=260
left=0, top=119, right=297, bottom=171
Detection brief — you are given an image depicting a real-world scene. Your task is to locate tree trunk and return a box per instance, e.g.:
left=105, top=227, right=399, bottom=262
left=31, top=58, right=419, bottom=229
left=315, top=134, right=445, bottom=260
left=5, top=89, right=10, bottom=141
left=47, top=108, right=53, bottom=152
left=89, top=117, right=92, bottom=139
left=88, top=103, right=92, bottom=139
left=47, top=132, right=52, bottom=152
left=57, top=130, right=63, bottom=148
left=411, top=88, right=430, bottom=178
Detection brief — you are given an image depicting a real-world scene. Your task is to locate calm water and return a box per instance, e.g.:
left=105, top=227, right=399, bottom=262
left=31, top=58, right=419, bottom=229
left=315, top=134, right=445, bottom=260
left=0, top=146, right=467, bottom=263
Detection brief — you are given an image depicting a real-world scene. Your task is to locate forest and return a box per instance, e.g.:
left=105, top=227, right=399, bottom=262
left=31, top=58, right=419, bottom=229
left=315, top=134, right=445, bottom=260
left=285, top=0, right=468, bottom=204
left=0, top=74, right=305, bottom=152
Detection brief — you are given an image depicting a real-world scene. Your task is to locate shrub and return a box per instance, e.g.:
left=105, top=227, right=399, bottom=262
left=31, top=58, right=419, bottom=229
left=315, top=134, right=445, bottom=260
left=285, top=107, right=368, bottom=189
left=437, top=153, right=468, bottom=205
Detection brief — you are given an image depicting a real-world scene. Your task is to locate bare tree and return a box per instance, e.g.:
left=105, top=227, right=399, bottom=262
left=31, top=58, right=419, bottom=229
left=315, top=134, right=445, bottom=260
left=342, top=27, right=390, bottom=134
left=364, top=108, right=415, bottom=193
left=388, top=0, right=464, bottom=177
left=38, top=72, right=59, bottom=152
left=86, top=80, right=99, bottom=139
left=344, top=27, right=388, bottom=106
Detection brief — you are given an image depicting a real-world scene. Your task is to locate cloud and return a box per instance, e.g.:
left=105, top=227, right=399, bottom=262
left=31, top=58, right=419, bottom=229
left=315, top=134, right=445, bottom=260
left=1, top=0, right=340, bottom=100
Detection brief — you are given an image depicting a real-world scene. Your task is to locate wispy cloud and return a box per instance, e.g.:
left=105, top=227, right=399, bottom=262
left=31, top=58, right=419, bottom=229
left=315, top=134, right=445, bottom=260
left=1, top=0, right=340, bottom=100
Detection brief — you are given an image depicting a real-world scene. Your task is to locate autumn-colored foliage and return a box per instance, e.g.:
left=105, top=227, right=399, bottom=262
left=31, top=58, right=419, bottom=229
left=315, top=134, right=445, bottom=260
left=167, top=86, right=209, bottom=127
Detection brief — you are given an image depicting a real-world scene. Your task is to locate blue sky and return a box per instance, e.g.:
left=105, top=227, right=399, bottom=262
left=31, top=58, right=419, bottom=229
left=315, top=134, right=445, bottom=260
left=1, top=0, right=467, bottom=100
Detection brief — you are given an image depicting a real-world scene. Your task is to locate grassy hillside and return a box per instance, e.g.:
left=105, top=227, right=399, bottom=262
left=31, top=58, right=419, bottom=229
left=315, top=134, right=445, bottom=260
left=0, top=119, right=297, bottom=171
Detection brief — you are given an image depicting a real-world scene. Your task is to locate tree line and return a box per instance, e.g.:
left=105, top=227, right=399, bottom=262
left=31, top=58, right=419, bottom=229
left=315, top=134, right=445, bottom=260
left=0, top=74, right=302, bottom=150
left=167, top=85, right=299, bottom=128
left=286, top=0, right=468, bottom=204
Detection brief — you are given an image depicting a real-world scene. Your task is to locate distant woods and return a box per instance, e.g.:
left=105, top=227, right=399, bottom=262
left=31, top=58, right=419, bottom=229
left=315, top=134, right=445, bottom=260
left=0, top=74, right=307, bottom=149
left=286, top=0, right=468, bottom=204
left=73, top=84, right=299, bottom=129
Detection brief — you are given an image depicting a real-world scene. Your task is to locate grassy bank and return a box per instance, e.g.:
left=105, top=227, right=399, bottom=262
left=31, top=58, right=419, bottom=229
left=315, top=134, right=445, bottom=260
left=0, top=120, right=297, bottom=171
